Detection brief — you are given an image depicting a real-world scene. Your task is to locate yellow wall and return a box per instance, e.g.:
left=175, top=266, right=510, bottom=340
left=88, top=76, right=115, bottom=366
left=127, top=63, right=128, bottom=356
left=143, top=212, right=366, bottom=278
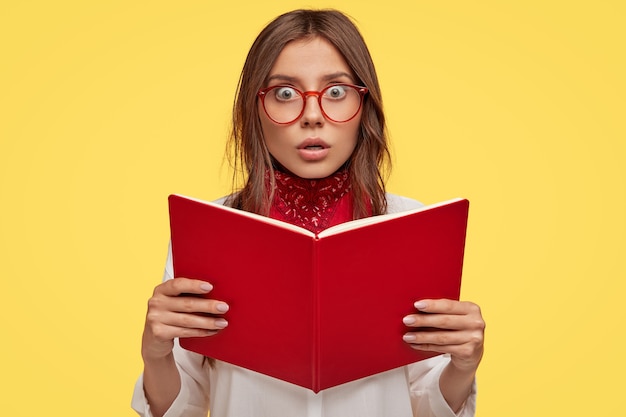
left=1, top=1, right=624, bottom=415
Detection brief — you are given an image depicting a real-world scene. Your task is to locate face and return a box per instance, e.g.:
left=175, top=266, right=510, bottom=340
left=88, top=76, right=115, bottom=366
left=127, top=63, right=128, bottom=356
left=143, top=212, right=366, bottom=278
left=259, top=37, right=361, bottom=179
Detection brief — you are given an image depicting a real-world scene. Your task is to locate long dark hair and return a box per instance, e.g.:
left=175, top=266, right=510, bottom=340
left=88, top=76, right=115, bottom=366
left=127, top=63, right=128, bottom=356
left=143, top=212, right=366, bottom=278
left=226, top=9, right=391, bottom=218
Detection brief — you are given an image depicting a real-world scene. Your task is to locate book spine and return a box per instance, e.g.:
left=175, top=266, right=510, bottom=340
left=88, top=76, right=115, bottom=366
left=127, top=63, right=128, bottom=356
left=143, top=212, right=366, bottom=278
left=312, top=237, right=321, bottom=393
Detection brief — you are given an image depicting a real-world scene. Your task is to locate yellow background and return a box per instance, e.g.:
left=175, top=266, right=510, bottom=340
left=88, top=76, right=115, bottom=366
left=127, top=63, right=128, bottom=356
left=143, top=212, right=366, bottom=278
left=1, top=1, right=624, bottom=416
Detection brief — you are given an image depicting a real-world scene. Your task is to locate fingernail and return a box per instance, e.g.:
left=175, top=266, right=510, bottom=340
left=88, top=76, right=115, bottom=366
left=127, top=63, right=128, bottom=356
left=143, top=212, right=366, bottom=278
left=216, top=303, right=229, bottom=313
left=214, top=319, right=228, bottom=328
left=403, top=334, right=416, bottom=342
left=200, top=283, right=213, bottom=292
left=414, top=301, right=427, bottom=310
left=403, top=316, right=416, bottom=325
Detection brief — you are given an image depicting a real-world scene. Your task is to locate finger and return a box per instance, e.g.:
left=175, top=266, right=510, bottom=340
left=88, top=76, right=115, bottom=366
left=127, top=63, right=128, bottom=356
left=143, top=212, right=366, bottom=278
left=155, top=278, right=214, bottom=297
left=406, top=338, right=484, bottom=370
left=402, top=329, right=473, bottom=346
left=414, top=299, right=481, bottom=316
left=156, top=310, right=229, bottom=331
left=147, top=294, right=230, bottom=319
left=168, top=296, right=230, bottom=315
left=408, top=342, right=459, bottom=355
left=403, top=313, right=469, bottom=330
left=148, top=322, right=219, bottom=341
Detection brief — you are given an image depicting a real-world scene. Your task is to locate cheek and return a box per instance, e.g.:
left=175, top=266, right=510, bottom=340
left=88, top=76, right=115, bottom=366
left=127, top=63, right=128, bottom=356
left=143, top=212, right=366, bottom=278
left=258, top=111, right=278, bottom=145
left=346, top=117, right=361, bottom=147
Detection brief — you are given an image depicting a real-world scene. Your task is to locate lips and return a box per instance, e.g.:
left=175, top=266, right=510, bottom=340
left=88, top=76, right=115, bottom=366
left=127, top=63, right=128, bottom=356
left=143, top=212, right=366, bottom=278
left=298, top=138, right=329, bottom=150
left=297, top=138, right=330, bottom=161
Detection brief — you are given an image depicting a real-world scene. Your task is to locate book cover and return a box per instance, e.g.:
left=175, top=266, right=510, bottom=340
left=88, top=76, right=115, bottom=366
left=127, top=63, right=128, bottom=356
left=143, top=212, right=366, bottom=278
left=168, top=194, right=469, bottom=392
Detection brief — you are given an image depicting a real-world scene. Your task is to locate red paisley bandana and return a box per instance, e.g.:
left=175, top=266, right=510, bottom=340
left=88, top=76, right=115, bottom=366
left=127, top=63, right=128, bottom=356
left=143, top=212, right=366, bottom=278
left=268, top=169, right=354, bottom=234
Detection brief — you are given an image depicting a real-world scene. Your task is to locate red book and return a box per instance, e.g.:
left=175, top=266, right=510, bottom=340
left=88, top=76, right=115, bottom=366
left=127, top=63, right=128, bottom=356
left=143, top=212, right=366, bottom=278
left=168, top=194, right=469, bottom=392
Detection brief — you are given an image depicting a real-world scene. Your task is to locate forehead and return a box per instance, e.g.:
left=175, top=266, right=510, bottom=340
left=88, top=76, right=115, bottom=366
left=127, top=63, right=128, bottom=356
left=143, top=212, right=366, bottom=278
left=268, top=37, right=353, bottom=82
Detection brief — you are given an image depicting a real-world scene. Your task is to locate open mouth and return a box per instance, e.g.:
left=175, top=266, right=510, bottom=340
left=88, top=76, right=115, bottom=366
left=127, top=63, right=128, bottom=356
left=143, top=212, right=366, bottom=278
left=304, top=145, right=324, bottom=150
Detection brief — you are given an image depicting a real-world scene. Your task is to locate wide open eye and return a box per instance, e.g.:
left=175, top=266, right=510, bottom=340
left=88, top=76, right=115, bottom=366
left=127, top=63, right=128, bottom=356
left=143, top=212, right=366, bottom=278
left=273, top=86, right=299, bottom=101
left=324, top=85, right=348, bottom=100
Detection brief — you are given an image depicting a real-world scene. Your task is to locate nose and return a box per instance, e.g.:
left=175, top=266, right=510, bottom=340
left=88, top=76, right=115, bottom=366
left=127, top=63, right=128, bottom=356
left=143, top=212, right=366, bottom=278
left=300, top=93, right=324, bottom=126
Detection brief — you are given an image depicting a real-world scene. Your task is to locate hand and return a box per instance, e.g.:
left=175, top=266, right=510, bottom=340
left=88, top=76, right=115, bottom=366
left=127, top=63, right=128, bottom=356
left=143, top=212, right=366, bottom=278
left=141, top=277, right=230, bottom=362
left=402, top=299, right=485, bottom=372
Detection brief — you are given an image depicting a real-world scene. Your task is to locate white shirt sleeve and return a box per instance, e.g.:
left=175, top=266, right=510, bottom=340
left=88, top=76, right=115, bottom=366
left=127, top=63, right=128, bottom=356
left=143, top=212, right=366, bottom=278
left=407, top=356, right=477, bottom=417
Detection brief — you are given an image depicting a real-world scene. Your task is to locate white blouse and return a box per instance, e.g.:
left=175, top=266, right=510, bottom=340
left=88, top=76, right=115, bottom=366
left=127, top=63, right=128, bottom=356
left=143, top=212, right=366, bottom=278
left=132, top=194, right=477, bottom=417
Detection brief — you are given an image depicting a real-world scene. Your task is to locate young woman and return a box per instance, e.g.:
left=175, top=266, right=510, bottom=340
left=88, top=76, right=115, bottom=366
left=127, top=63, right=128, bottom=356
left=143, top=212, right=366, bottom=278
left=132, top=9, right=485, bottom=417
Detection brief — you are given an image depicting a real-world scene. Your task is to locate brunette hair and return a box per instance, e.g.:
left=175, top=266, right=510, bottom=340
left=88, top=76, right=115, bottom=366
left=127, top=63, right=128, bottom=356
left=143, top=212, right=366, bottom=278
left=226, top=9, right=391, bottom=218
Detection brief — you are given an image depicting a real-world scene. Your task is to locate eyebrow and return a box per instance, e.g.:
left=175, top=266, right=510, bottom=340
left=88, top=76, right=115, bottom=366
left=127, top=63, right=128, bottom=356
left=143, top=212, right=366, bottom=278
left=266, top=71, right=355, bottom=84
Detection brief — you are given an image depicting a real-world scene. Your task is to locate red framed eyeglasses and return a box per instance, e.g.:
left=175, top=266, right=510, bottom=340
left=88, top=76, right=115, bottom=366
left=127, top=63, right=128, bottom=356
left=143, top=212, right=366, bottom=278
left=257, top=83, right=368, bottom=124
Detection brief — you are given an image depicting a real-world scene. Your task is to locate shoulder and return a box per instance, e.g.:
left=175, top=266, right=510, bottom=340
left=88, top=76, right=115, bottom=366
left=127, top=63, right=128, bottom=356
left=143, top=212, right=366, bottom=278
left=213, top=195, right=230, bottom=206
left=385, top=193, right=424, bottom=214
